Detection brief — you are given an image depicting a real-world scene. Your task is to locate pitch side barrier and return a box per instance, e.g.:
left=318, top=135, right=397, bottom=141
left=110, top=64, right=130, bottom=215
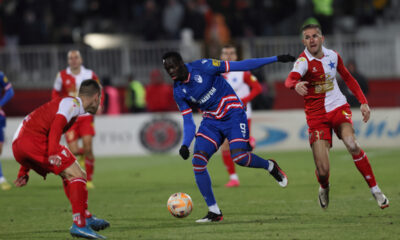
left=3, top=108, right=400, bottom=158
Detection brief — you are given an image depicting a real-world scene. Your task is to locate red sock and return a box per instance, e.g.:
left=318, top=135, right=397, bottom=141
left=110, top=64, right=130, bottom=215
left=77, top=148, right=84, bottom=156
left=63, top=178, right=70, bottom=199
left=69, top=178, right=87, bottom=227
left=352, top=149, right=377, bottom=188
left=315, top=169, right=330, bottom=189
left=85, top=157, right=95, bottom=181
left=222, top=150, right=236, bottom=175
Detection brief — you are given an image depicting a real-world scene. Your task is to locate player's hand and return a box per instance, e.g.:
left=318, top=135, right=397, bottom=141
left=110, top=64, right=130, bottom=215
left=277, top=54, right=296, bottom=63
left=179, top=145, right=190, bottom=160
left=295, top=81, right=308, bottom=96
left=360, top=104, right=371, bottom=123
left=14, top=175, right=29, bottom=187
left=49, top=155, right=62, bottom=167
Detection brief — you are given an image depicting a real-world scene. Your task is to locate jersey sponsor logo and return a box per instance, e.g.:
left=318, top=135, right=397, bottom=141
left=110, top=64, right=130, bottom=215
left=182, top=88, right=187, bottom=94
left=212, top=59, right=221, bottom=67
left=72, top=98, right=80, bottom=107
left=194, top=75, right=203, bottom=84
left=312, top=73, right=334, bottom=93
left=140, top=117, right=182, bottom=152
left=240, top=123, right=247, bottom=137
left=312, top=67, right=318, bottom=72
left=198, top=87, right=216, bottom=104
left=294, top=57, right=306, bottom=69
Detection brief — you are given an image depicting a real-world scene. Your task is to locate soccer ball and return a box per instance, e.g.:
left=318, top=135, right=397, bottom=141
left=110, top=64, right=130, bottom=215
left=167, top=192, right=193, bottom=218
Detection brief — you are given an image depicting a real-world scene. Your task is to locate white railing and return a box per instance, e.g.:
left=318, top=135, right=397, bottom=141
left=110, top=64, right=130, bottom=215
left=0, top=34, right=399, bottom=88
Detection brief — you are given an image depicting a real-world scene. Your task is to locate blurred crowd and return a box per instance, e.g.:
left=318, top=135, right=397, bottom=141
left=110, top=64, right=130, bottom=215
left=0, top=0, right=397, bottom=46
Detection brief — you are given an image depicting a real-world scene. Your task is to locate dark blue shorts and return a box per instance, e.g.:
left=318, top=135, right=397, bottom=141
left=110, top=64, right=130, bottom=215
left=194, top=110, right=251, bottom=156
left=0, top=115, right=5, bottom=142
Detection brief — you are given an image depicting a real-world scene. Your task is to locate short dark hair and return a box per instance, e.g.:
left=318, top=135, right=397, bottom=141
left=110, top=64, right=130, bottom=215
left=162, top=51, right=183, bottom=63
left=79, top=79, right=101, bottom=97
left=301, top=24, right=322, bottom=35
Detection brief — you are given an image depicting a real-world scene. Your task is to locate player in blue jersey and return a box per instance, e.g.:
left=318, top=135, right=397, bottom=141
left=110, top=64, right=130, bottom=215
left=0, top=72, right=14, bottom=190
left=162, top=51, right=295, bottom=222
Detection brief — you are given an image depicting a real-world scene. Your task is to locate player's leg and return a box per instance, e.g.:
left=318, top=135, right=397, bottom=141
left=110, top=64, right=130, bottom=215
left=82, top=135, right=95, bottom=188
left=193, top=122, right=224, bottom=222
left=0, top=125, right=11, bottom=190
left=227, top=115, right=287, bottom=187
left=221, top=139, right=239, bottom=187
left=311, top=136, right=331, bottom=209
left=338, top=122, right=389, bottom=209
left=61, top=162, right=108, bottom=238
left=79, top=115, right=96, bottom=189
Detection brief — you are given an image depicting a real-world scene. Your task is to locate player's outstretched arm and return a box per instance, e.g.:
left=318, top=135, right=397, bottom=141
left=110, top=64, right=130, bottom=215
left=228, top=54, right=295, bottom=72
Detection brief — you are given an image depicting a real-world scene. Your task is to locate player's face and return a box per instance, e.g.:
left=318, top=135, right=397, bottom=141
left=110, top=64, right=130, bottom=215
left=163, top=57, right=188, bottom=82
left=68, top=51, right=83, bottom=70
left=85, top=93, right=101, bottom=114
left=302, top=28, right=324, bottom=57
left=220, top=47, right=237, bottom=61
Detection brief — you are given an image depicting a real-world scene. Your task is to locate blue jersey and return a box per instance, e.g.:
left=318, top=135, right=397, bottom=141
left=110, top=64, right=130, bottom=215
left=0, top=71, right=14, bottom=141
left=174, top=59, right=243, bottom=120
left=174, top=56, right=278, bottom=147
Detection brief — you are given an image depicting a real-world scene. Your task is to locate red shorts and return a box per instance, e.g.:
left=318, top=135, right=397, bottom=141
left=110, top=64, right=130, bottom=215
left=66, top=115, right=95, bottom=143
left=12, top=133, right=76, bottom=178
left=307, top=104, right=353, bottom=146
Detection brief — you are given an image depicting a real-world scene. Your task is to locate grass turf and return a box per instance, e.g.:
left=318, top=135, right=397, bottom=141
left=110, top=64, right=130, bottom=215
left=0, top=148, right=399, bottom=239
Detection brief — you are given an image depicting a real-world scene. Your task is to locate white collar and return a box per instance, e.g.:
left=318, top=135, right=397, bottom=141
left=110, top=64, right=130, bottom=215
left=67, top=66, right=85, bottom=75
left=304, top=46, right=328, bottom=61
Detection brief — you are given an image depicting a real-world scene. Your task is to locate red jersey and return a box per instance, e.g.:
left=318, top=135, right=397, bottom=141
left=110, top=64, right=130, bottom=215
left=285, top=47, right=367, bottom=116
left=13, top=97, right=86, bottom=155
left=52, top=66, right=99, bottom=98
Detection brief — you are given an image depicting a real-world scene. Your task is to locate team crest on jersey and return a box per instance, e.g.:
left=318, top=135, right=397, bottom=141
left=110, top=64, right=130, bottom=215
left=194, top=75, right=203, bottom=83
left=3, top=76, right=8, bottom=83
left=212, top=59, right=221, bottom=67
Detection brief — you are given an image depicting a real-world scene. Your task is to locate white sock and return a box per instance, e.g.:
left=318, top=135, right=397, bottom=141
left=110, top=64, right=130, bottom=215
left=229, top=174, right=239, bottom=181
left=267, top=160, right=274, bottom=172
left=208, top=204, right=221, bottom=215
left=370, top=185, right=381, bottom=194
left=0, top=176, right=6, bottom=183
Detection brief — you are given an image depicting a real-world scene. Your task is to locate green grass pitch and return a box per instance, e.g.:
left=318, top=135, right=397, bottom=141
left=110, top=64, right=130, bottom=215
left=0, top=148, right=399, bottom=240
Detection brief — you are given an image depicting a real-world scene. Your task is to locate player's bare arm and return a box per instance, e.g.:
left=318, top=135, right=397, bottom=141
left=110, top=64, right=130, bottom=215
left=295, top=81, right=308, bottom=96
left=360, top=104, right=370, bottom=123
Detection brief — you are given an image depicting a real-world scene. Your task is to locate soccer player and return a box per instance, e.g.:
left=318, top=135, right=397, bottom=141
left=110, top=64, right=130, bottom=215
left=285, top=24, right=389, bottom=209
left=219, top=44, right=262, bottom=187
left=162, top=51, right=294, bottom=222
left=12, top=80, right=109, bottom=239
left=53, top=50, right=100, bottom=189
left=0, top=71, right=14, bottom=190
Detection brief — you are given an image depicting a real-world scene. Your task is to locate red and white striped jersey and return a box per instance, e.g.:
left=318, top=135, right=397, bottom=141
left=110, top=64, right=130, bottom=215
left=53, top=66, right=98, bottom=98
left=286, top=46, right=367, bottom=116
